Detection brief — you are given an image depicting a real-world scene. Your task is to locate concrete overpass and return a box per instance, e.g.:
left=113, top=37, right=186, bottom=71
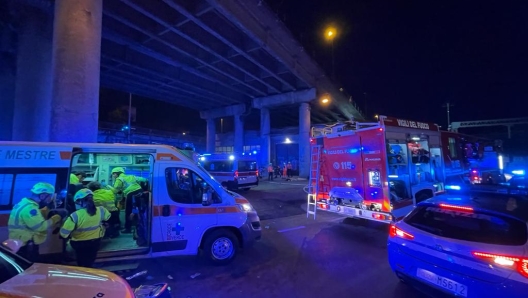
left=0, top=0, right=363, bottom=177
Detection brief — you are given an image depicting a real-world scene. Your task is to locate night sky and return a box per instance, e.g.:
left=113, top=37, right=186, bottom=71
left=101, top=0, right=527, bottom=133
left=265, top=0, right=527, bottom=128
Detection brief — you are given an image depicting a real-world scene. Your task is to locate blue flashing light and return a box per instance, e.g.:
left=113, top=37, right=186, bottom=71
left=242, top=152, right=245, bottom=155
left=445, top=185, right=461, bottom=190
left=248, top=153, right=252, bottom=155
left=512, top=170, right=525, bottom=176
left=253, top=150, right=257, bottom=154
left=229, top=155, right=235, bottom=161
left=121, top=125, right=129, bottom=131
left=349, top=148, right=359, bottom=154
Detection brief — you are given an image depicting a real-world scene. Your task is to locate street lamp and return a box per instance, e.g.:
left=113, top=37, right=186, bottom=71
left=320, top=94, right=331, bottom=105
left=324, top=26, right=337, bottom=79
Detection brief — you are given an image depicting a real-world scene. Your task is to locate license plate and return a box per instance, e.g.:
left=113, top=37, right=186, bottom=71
left=416, top=268, right=467, bottom=297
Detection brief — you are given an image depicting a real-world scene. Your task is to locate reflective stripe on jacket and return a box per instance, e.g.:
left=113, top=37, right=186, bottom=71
left=8, top=198, right=53, bottom=245
left=60, top=206, right=111, bottom=241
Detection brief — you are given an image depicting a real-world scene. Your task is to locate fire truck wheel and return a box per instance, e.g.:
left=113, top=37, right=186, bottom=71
left=415, top=192, right=433, bottom=203
left=203, top=229, right=239, bottom=265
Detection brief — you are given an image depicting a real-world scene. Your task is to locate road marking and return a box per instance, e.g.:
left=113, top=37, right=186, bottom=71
left=278, top=225, right=306, bottom=233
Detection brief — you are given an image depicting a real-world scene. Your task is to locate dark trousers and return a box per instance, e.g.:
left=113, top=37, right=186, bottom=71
left=124, top=189, right=142, bottom=231
left=70, top=238, right=101, bottom=268
left=268, top=172, right=273, bottom=181
left=104, top=210, right=121, bottom=238
left=17, top=242, right=39, bottom=262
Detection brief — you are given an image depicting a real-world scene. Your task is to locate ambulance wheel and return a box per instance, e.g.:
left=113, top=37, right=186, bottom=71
left=203, top=229, right=239, bottom=265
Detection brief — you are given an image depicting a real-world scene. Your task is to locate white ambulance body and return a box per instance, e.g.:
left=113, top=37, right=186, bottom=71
left=199, top=154, right=259, bottom=191
left=0, top=142, right=261, bottom=265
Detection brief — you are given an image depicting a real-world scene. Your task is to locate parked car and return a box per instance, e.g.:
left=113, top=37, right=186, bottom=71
left=388, top=191, right=528, bottom=298
left=0, top=239, right=170, bottom=298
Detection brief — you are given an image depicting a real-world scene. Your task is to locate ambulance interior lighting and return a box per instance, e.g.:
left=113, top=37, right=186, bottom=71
left=512, top=170, right=525, bottom=176
left=411, top=136, right=420, bottom=141
left=229, top=155, right=235, bottom=161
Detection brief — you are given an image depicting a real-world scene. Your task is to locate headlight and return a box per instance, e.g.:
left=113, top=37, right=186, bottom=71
left=238, top=203, right=254, bottom=212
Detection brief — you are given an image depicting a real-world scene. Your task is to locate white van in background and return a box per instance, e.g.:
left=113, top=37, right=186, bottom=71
left=200, top=154, right=259, bottom=191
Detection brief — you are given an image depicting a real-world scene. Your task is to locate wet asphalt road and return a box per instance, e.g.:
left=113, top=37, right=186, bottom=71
left=125, top=179, right=432, bottom=298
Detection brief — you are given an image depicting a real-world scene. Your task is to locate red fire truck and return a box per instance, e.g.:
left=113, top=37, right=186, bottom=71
left=440, top=131, right=502, bottom=185
left=306, top=115, right=447, bottom=223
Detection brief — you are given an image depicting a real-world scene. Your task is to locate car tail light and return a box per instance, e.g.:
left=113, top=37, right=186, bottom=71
left=255, top=170, right=259, bottom=176
left=439, top=203, right=474, bottom=212
left=473, top=252, right=528, bottom=278
left=389, top=224, right=414, bottom=240
left=234, top=170, right=239, bottom=178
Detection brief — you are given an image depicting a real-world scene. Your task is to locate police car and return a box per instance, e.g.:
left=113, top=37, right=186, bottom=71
left=0, top=240, right=170, bottom=298
left=388, top=191, right=528, bottom=298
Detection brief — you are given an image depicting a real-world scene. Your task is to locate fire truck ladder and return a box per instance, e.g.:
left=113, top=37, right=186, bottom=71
left=307, top=145, right=322, bottom=219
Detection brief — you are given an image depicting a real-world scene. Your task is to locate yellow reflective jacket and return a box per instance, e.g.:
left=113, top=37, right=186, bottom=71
left=70, top=173, right=79, bottom=184
left=8, top=198, right=55, bottom=245
left=112, top=173, right=146, bottom=196
left=60, top=206, right=110, bottom=241
left=93, top=189, right=118, bottom=212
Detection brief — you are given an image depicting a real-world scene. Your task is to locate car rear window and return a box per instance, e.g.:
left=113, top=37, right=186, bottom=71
left=404, top=206, right=528, bottom=245
left=202, top=160, right=233, bottom=172
left=238, top=161, right=257, bottom=172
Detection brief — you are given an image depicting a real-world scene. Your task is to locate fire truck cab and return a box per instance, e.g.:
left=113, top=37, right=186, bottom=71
left=308, top=115, right=446, bottom=223
left=440, top=131, right=503, bottom=186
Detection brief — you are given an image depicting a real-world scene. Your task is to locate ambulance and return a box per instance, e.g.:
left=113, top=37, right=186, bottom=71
left=0, top=142, right=261, bottom=265
left=307, top=115, right=446, bottom=223
left=199, top=153, right=259, bottom=191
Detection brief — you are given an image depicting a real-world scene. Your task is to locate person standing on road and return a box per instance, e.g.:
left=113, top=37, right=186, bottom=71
left=60, top=189, right=110, bottom=268
left=287, top=162, right=293, bottom=178
left=267, top=163, right=274, bottom=181
left=8, top=182, right=63, bottom=262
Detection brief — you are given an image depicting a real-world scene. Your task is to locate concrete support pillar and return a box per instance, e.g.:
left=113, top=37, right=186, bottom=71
left=206, top=118, right=216, bottom=153
left=49, top=0, right=103, bottom=142
left=12, top=4, right=53, bottom=141
left=260, top=108, right=271, bottom=167
left=0, top=52, right=15, bottom=141
left=233, top=114, right=244, bottom=154
left=299, top=102, right=311, bottom=178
